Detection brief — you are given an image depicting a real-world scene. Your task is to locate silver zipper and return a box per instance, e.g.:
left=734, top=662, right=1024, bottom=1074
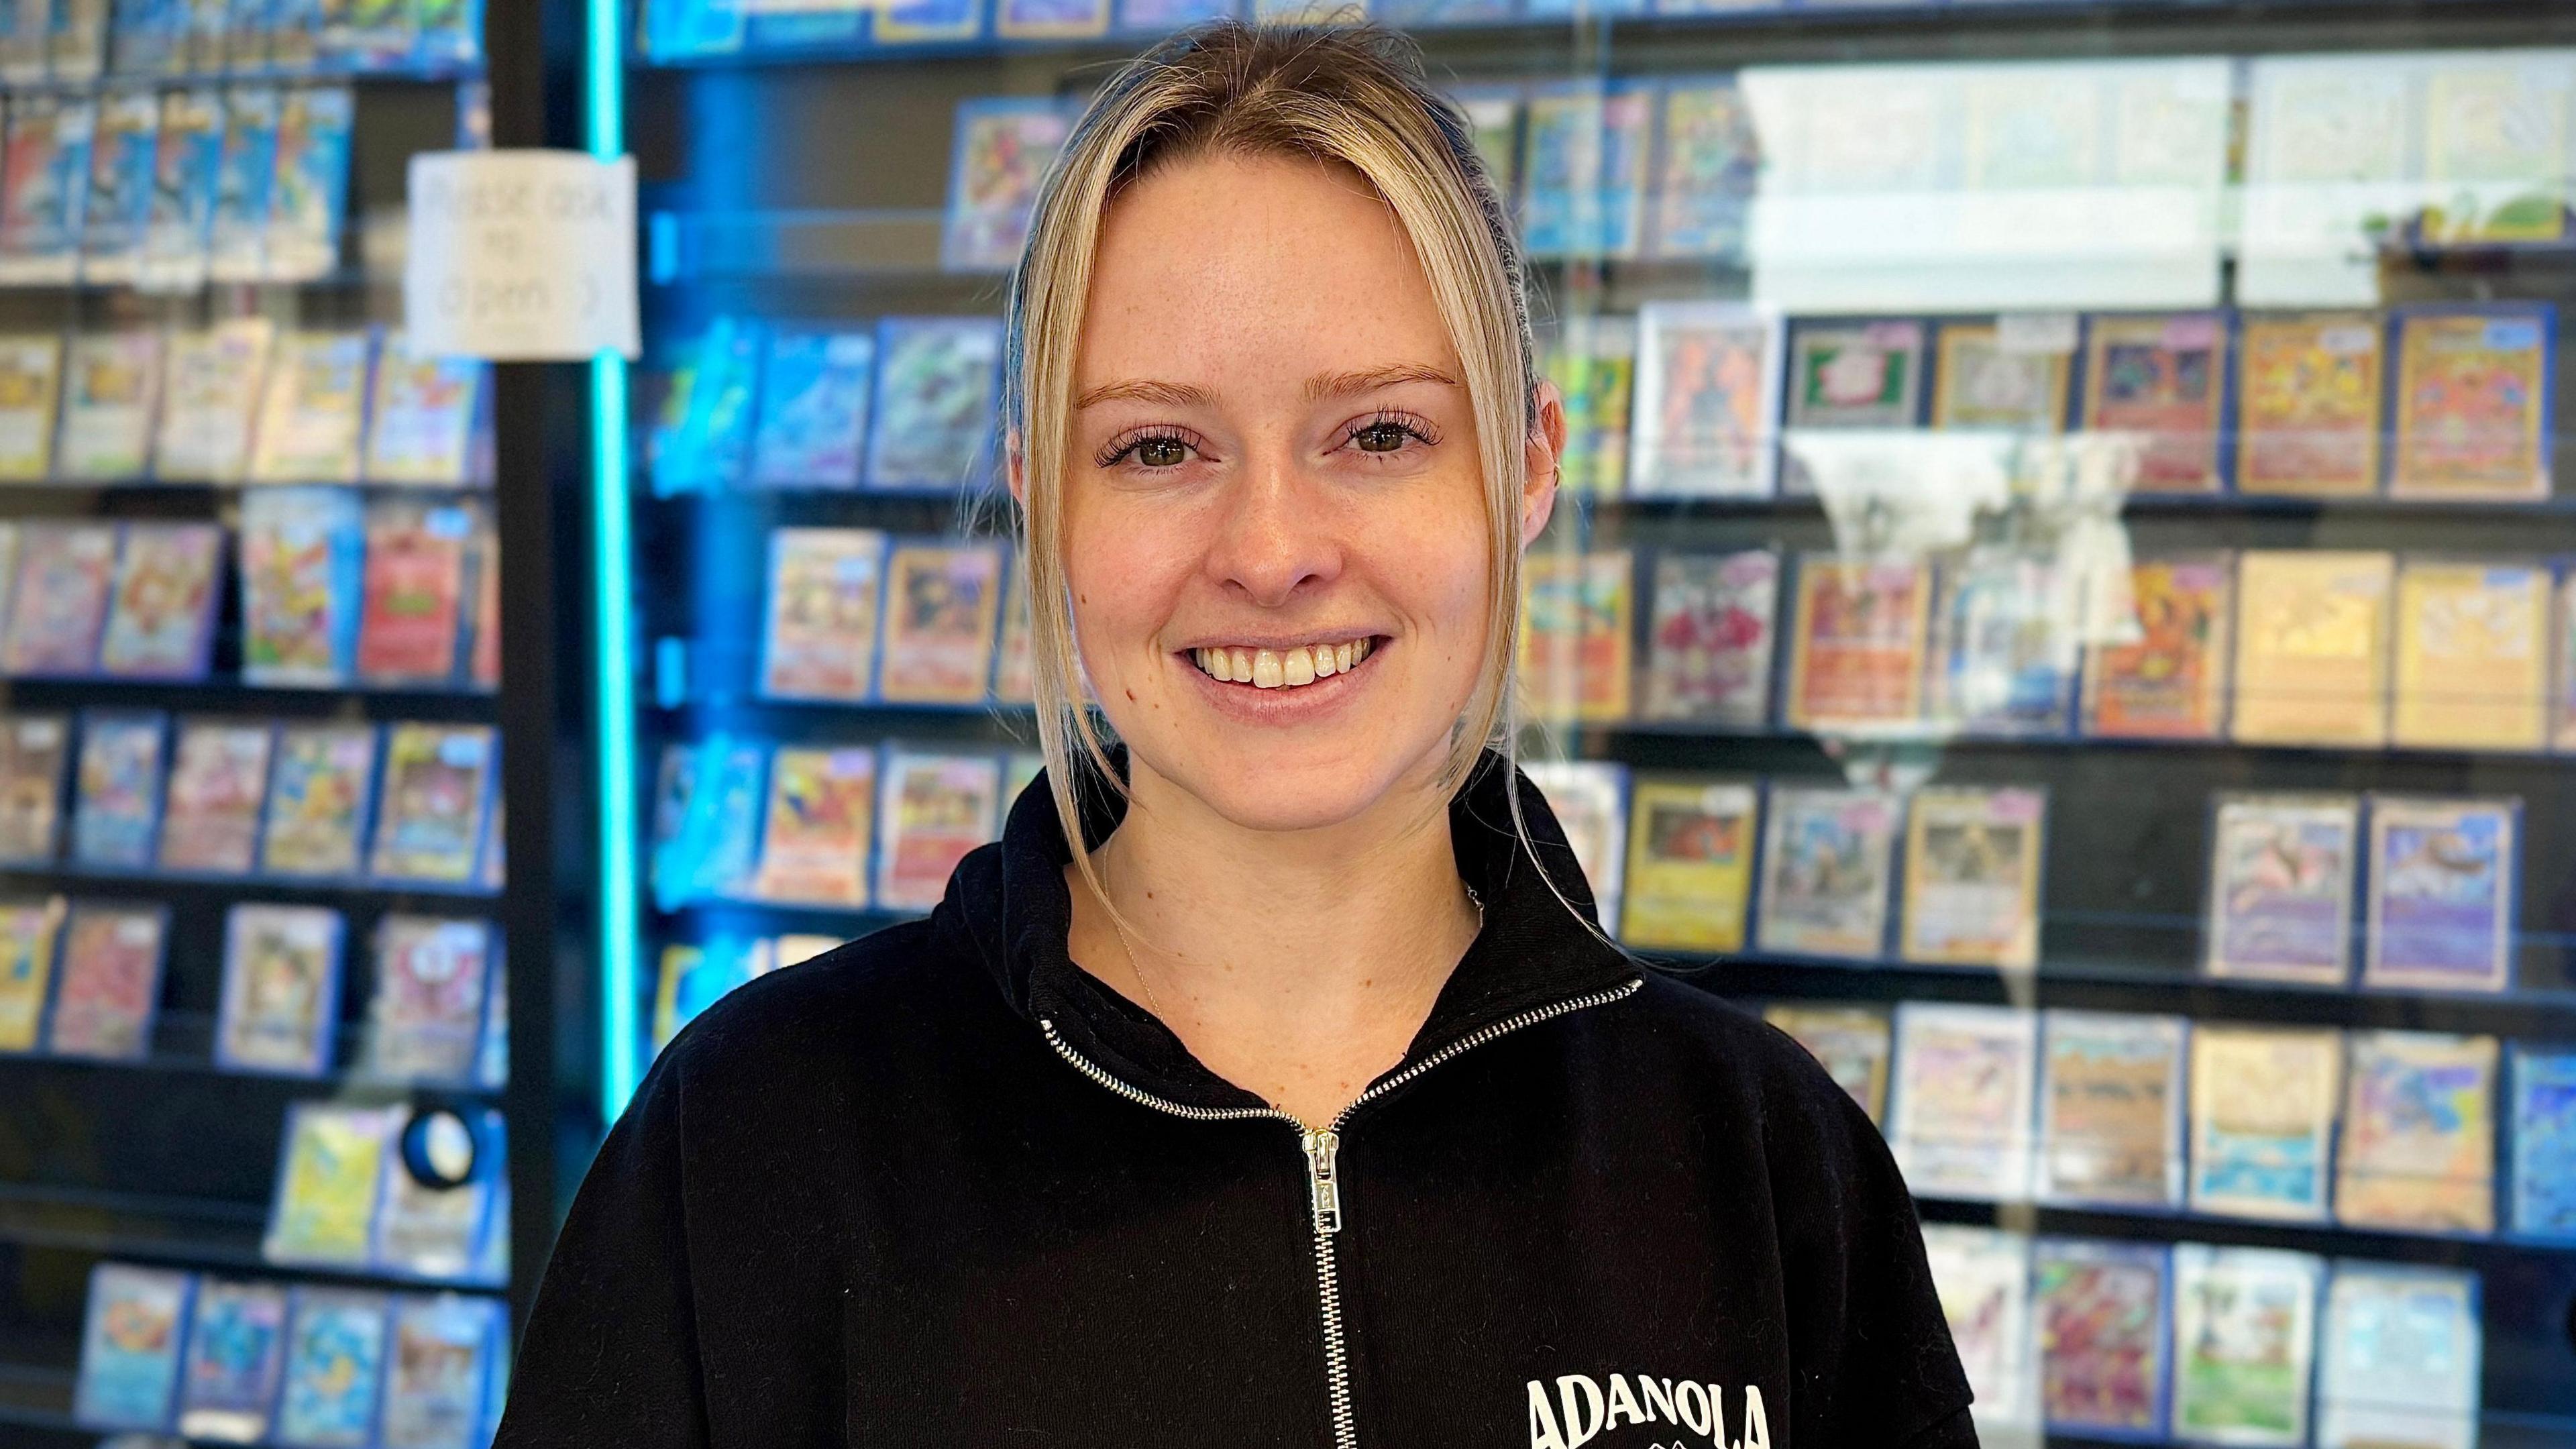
left=1038, top=975, right=1642, bottom=1448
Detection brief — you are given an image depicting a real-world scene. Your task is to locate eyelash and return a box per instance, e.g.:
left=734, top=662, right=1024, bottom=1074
left=1095, top=425, right=1208, bottom=469
left=1091, top=411, right=1442, bottom=469
left=1338, top=411, right=1441, bottom=454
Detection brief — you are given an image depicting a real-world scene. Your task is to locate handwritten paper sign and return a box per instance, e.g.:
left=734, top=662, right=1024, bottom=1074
left=405, top=150, right=641, bottom=361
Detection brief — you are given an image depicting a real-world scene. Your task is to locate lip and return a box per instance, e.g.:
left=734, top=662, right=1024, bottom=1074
left=1175, top=636, right=1387, bottom=724
left=1169, top=629, right=1388, bottom=653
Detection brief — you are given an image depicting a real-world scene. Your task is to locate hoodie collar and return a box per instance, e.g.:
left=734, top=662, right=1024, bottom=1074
left=933, top=749, right=1640, bottom=1113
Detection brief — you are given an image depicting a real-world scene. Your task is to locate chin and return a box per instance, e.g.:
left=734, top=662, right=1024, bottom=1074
left=1138, top=731, right=1450, bottom=837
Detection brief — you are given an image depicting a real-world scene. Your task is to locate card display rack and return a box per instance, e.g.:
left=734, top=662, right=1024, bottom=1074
left=0, top=6, right=557, bottom=1439
left=627, top=0, right=2576, bottom=1442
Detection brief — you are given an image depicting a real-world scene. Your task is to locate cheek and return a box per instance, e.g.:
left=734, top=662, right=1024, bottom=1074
left=1061, top=503, right=1194, bottom=664
left=1375, top=490, right=1493, bottom=664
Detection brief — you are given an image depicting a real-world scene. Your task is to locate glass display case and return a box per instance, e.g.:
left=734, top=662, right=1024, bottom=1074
left=621, top=0, right=2576, bottom=1442
left=0, top=1, right=554, bottom=1442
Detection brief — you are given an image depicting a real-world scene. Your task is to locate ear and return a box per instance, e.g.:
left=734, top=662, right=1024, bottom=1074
left=1005, top=431, right=1028, bottom=509
left=1519, top=377, right=1566, bottom=547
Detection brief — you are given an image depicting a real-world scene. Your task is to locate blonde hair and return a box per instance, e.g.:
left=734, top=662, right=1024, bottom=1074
left=1005, top=20, right=1541, bottom=893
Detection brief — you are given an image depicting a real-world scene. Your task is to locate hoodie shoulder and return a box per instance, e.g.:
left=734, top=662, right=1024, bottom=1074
left=651, top=918, right=1000, bottom=1093
left=1611, top=972, right=1890, bottom=1146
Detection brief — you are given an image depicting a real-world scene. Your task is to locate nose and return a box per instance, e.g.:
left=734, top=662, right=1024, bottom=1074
left=1203, top=449, right=1342, bottom=608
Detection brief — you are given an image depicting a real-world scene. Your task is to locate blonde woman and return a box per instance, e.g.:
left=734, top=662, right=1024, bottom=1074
left=499, top=23, right=1973, bottom=1449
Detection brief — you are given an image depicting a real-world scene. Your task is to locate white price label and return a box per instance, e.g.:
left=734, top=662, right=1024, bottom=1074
left=404, top=150, right=641, bottom=362
left=1996, top=311, right=2080, bottom=356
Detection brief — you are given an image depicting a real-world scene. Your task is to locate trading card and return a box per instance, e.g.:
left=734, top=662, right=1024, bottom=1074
left=0, top=712, right=67, bottom=863
left=1754, top=784, right=1898, bottom=960
left=45, top=900, right=166, bottom=1059
left=249, top=329, right=372, bottom=483
left=1927, top=550, right=2076, bottom=735
left=747, top=328, right=873, bottom=488
left=354, top=499, right=472, bottom=684
left=2389, top=305, right=2553, bottom=502
left=364, top=914, right=493, bottom=1085
left=1640, top=548, right=1776, bottom=727
left=2315, top=1264, right=2480, bottom=1449
left=174, top=1278, right=288, bottom=1443
left=1518, top=547, right=1632, bottom=722
left=863, top=317, right=1002, bottom=492
left=367, top=722, right=495, bottom=883
left=2390, top=558, right=2550, bottom=751
left=877, top=539, right=1004, bottom=704
left=1617, top=776, right=1756, bottom=953
left=2080, top=312, right=2226, bottom=494
left=154, top=319, right=272, bottom=482
left=759, top=527, right=887, bottom=701
left=73, top=1263, right=193, bottom=1432
left=1931, top=321, right=2072, bottom=435
left=0, top=894, right=62, bottom=1051
left=1648, top=75, right=1758, bottom=262
left=2202, top=793, right=2360, bottom=985
left=97, top=521, right=222, bottom=679
left=750, top=744, right=875, bottom=907
left=1898, top=785, right=2046, bottom=969
left=1890, top=1002, right=2038, bottom=1201
left=941, top=97, right=1071, bottom=272
left=364, top=332, right=484, bottom=486
left=1519, top=759, right=1629, bottom=933
left=0, top=332, right=62, bottom=478
left=2230, top=549, right=2394, bottom=747
left=2080, top=553, right=2232, bottom=739
left=1922, top=1226, right=2035, bottom=1430
left=238, top=486, right=364, bottom=684
left=2033, top=1237, right=2170, bottom=1438
left=215, top=902, right=343, bottom=1075
left=1, top=521, right=117, bottom=675
left=2037, top=1010, right=2186, bottom=1207
left=2513, top=1046, right=2576, bottom=1240
left=1627, top=301, right=1782, bottom=498
left=2363, top=795, right=2517, bottom=994
left=1782, top=553, right=1930, bottom=733
left=2169, top=1245, right=2323, bottom=1447
left=1785, top=319, right=1926, bottom=431
left=874, top=747, right=1001, bottom=912
left=71, top=708, right=167, bottom=867
left=2335, top=1029, right=2498, bottom=1234
left=56, top=328, right=163, bottom=478
left=158, top=711, right=274, bottom=866
left=2237, top=311, right=2385, bottom=497
left=274, top=1287, right=390, bottom=1448
left=264, top=1104, right=393, bottom=1271
left=2189, top=1024, right=2342, bottom=1221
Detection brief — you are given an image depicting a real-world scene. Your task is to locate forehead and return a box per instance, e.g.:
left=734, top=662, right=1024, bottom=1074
left=1077, top=150, right=1461, bottom=387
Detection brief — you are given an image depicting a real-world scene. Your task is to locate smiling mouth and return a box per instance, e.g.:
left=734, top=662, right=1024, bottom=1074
left=1187, top=637, right=1378, bottom=690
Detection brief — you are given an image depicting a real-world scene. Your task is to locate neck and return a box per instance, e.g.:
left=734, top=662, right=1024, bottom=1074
left=1065, top=754, right=1482, bottom=1128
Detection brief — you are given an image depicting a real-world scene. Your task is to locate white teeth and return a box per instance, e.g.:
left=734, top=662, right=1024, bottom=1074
left=1191, top=638, right=1373, bottom=688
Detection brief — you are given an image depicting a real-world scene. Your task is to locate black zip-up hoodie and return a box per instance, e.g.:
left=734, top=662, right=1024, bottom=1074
left=494, top=754, right=1976, bottom=1449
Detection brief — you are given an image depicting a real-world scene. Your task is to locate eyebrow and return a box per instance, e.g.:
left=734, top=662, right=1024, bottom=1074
left=1071, top=364, right=1464, bottom=412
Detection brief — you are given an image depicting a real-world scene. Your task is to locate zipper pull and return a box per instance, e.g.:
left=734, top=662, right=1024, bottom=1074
left=1301, top=1128, right=1342, bottom=1236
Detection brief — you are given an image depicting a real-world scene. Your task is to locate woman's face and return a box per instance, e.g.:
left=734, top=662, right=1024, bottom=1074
left=1051, top=150, right=1557, bottom=835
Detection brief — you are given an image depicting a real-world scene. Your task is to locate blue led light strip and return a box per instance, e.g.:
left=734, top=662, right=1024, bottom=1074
left=586, top=0, right=642, bottom=1119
